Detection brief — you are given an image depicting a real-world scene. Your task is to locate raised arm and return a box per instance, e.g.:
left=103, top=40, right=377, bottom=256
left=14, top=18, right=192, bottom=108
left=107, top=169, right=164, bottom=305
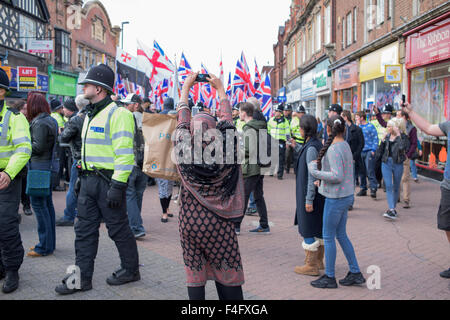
left=402, top=103, right=445, bottom=137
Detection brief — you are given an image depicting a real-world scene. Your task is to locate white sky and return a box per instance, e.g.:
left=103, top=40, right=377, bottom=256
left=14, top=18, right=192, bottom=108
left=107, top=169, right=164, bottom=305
left=99, top=0, right=291, bottom=79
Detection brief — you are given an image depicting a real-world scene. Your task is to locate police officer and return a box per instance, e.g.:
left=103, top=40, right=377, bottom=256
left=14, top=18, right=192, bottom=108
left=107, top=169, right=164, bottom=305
left=284, top=104, right=295, bottom=174
left=0, top=68, right=32, bottom=294
left=233, top=103, right=246, bottom=133
left=55, top=64, right=140, bottom=295
left=289, top=105, right=307, bottom=165
left=268, top=104, right=290, bottom=180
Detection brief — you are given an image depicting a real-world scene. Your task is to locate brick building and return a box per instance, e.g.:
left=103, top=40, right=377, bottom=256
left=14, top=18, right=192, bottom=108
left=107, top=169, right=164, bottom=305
left=273, top=0, right=450, bottom=178
left=46, top=0, right=120, bottom=101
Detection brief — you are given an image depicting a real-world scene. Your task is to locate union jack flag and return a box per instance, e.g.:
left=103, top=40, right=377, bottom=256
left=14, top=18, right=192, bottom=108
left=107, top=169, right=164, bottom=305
left=226, top=72, right=232, bottom=100
left=232, top=87, right=246, bottom=106
left=260, top=73, right=272, bottom=121
left=178, top=52, right=192, bottom=83
left=114, top=73, right=128, bottom=99
left=253, top=60, right=262, bottom=100
left=233, top=52, right=255, bottom=97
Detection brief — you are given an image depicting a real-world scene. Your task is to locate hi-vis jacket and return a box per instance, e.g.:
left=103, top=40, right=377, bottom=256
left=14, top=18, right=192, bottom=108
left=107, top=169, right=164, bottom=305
left=81, top=100, right=135, bottom=184
left=268, top=116, right=290, bottom=142
left=0, top=102, right=32, bottom=180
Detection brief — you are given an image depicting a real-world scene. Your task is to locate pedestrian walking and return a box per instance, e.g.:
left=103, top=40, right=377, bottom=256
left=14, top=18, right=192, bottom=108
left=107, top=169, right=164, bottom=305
left=397, top=111, right=418, bottom=209
left=401, top=102, right=450, bottom=279
left=50, top=99, right=67, bottom=192
left=268, top=104, right=290, bottom=180
left=342, top=110, right=365, bottom=210
left=157, top=97, right=177, bottom=223
left=174, top=72, right=245, bottom=301
left=26, top=93, right=59, bottom=258
left=234, top=102, right=270, bottom=235
left=56, top=97, right=89, bottom=227
left=55, top=64, right=140, bottom=295
left=0, top=68, right=32, bottom=294
left=355, top=111, right=379, bottom=199
left=293, top=114, right=325, bottom=277
left=378, top=118, right=409, bottom=220
left=121, top=93, right=147, bottom=238
left=308, top=115, right=365, bottom=289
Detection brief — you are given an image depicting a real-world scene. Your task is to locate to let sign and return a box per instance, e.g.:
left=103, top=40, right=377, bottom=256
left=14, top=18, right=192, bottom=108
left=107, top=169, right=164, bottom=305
left=406, top=18, right=450, bottom=69
left=18, top=67, right=37, bottom=91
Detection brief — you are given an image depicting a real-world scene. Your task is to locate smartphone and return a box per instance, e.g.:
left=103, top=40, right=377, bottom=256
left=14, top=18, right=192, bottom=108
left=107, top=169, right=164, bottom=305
left=196, top=74, right=210, bottom=83
left=402, top=94, right=406, bottom=106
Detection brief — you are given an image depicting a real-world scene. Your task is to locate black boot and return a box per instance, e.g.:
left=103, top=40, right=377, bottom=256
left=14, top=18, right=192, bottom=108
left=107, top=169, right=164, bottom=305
left=440, top=268, right=450, bottom=279
left=55, top=274, right=92, bottom=295
left=106, top=268, right=140, bottom=286
left=356, top=189, right=367, bottom=197
left=2, top=271, right=19, bottom=294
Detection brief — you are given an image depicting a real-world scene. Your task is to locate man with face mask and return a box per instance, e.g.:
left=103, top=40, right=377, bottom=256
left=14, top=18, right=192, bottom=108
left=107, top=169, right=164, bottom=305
left=55, top=64, right=140, bottom=295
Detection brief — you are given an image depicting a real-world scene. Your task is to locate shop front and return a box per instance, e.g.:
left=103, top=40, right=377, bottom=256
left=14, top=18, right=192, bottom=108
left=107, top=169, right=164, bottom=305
left=301, top=69, right=316, bottom=116
left=48, top=65, right=78, bottom=103
left=360, top=42, right=403, bottom=114
left=405, top=15, right=450, bottom=177
left=315, top=59, right=331, bottom=121
left=0, top=64, right=49, bottom=98
left=332, top=60, right=359, bottom=113
left=286, top=75, right=301, bottom=109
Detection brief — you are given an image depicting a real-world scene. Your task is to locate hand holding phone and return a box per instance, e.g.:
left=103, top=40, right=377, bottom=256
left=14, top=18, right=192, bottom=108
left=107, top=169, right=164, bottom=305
left=196, top=74, right=210, bottom=83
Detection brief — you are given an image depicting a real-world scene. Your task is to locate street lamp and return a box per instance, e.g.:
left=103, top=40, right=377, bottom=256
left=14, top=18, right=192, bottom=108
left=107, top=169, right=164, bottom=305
left=121, top=21, right=130, bottom=50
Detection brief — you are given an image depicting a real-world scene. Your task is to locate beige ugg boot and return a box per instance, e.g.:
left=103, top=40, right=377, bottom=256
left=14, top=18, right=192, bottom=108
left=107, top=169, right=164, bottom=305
left=294, top=241, right=321, bottom=276
left=316, top=238, right=325, bottom=270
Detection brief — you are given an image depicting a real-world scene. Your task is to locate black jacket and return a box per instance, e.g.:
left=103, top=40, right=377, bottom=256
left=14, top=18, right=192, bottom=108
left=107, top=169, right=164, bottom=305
left=30, top=113, right=58, bottom=163
left=60, top=111, right=85, bottom=161
left=346, top=123, right=365, bottom=160
left=379, top=133, right=410, bottom=164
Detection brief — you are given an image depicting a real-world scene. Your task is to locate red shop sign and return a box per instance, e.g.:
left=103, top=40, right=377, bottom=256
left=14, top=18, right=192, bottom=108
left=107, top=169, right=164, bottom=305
left=406, top=18, right=450, bottom=69
left=18, top=67, right=37, bottom=77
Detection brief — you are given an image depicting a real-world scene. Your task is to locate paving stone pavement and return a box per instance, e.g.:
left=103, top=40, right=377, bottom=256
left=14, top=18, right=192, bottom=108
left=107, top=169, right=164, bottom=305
left=1, top=173, right=449, bottom=300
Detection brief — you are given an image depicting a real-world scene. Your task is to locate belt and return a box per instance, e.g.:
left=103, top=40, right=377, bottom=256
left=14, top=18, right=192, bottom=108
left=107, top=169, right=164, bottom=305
left=80, top=169, right=113, bottom=179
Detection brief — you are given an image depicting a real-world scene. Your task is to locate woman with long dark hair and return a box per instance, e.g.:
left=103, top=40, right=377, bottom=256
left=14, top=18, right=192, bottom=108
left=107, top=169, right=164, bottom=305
left=174, top=72, right=245, bottom=301
left=308, top=115, right=365, bottom=289
left=26, top=93, right=59, bottom=257
left=293, top=115, right=325, bottom=276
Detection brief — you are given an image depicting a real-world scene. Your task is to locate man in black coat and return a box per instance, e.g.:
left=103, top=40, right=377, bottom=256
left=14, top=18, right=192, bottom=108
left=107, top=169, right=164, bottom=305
left=56, top=96, right=89, bottom=226
left=342, top=110, right=365, bottom=210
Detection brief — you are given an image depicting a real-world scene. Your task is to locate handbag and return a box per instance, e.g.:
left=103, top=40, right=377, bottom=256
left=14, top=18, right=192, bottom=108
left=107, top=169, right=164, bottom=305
left=26, top=118, right=59, bottom=197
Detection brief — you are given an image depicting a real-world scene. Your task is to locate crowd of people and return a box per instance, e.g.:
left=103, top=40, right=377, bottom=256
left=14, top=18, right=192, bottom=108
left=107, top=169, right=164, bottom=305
left=0, top=64, right=448, bottom=300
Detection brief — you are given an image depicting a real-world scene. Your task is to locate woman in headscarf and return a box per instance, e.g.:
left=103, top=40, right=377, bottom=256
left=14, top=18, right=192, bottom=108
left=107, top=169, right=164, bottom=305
left=174, top=72, right=245, bottom=301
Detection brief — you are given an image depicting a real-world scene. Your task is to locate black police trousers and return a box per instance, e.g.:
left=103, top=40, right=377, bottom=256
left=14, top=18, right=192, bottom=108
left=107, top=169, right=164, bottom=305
left=0, top=177, right=24, bottom=272
left=278, top=141, right=286, bottom=178
left=75, top=174, right=139, bottom=281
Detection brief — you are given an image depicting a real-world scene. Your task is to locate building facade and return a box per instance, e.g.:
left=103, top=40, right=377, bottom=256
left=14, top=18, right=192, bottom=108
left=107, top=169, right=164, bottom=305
left=46, top=0, right=120, bottom=101
left=0, top=0, right=51, bottom=98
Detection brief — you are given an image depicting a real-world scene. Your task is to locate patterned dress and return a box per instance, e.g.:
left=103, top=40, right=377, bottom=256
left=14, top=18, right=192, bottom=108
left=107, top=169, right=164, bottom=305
left=179, top=189, right=244, bottom=287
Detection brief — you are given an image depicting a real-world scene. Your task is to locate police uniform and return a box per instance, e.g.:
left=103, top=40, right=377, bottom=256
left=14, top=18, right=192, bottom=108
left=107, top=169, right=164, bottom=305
left=56, top=64, right=139, bottom=295
left=268, top=105, right=290, bottom=179
left=0, top=68, right=32, bottom=294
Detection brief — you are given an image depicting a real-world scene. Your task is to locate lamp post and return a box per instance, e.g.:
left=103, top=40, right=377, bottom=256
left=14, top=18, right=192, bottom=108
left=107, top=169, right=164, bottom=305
left=121, top=21, right=130, bottom=50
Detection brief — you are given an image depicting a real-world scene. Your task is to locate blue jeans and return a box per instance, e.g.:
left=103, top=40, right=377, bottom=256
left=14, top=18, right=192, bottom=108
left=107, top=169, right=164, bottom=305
left=360, top=151, right=377, bottom=191
left=382, top=158, right=404, bottom=210
left=30, top=194, right=56, bottom=255
left=126, top=167, right=147, bottom=234
left=249, top=192, right=256, bottom=209
left=323, top=196, right=361, bottom=278
left=410, top=159, right=418, bottom=179
left=63, top=161, right=78, bottom=222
